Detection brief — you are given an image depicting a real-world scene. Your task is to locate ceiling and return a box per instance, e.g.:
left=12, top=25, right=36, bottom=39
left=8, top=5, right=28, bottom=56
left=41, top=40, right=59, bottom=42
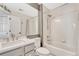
left=1, top=3, right=65, bottom=17
left=3, top=3, right=38, bottom=17
left=43, top=3, right=65, bottom=10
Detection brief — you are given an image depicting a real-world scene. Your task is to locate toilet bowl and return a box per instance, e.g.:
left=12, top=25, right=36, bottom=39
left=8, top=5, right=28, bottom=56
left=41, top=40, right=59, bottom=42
left=36, top=47, right=50, bottom=56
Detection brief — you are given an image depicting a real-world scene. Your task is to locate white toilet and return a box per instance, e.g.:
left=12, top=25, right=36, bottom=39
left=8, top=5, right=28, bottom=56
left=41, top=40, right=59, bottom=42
left=36, top=47, right=50, bottom=56
left=32, top=38, right=50, bottom=56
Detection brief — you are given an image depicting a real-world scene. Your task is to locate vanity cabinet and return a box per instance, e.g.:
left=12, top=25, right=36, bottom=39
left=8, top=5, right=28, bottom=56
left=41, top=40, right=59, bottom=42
left=25, top=43, right=35, bottom=53
left=24, top=43, right=36, bottom=56
left=0, top=42, right=36, bottom=56
left=0, top=47, right=24, bottom=56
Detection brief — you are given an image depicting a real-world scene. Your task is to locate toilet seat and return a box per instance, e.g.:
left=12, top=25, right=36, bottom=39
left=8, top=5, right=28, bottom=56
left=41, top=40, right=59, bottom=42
left=36, top=47, right=50, bottom=56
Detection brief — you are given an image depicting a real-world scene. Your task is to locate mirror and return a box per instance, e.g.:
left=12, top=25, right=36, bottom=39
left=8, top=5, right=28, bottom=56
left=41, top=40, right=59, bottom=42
left=26, top=4, right=39, bottom=37
left=0, top=3, right=39, bottom=42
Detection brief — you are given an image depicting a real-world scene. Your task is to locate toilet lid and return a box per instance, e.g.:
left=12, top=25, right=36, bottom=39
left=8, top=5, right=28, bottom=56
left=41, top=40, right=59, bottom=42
left=36, top=47, right=50, bottom=55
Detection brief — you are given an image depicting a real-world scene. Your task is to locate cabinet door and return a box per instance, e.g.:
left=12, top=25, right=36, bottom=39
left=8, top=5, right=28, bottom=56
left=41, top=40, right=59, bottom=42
left=0, top=47, right=24, bottom=56
left=25, top=43, right=35, bottom=53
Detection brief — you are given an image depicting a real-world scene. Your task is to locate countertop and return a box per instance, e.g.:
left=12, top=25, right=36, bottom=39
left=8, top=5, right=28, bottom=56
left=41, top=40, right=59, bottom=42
left=0, top=39, right=35, bottom=54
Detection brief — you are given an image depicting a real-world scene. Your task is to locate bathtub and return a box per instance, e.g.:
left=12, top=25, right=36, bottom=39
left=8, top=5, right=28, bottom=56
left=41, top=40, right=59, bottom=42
left=44, top=42, right=76, bottom=56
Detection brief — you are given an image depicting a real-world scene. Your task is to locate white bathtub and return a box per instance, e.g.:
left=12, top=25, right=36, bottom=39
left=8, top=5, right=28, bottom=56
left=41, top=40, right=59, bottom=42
left=44, top=42, right=76, bottom=56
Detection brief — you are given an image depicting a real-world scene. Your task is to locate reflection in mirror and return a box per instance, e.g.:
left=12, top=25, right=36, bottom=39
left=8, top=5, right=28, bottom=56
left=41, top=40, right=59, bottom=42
left=0, top=3, right=39, bottom=43
left=0, top=10, right=10, bottom=43
left=25, top=4, right=39, bottom=38
left=26, top=16, right=39, bottom=36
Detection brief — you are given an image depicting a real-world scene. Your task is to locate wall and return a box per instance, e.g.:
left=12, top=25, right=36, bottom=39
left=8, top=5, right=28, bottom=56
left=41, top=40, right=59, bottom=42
left=43, top=5, right=51, bottom=44
left=51, top=12, right=78, bottom=52
left=43, top=4, right=79, bottom=55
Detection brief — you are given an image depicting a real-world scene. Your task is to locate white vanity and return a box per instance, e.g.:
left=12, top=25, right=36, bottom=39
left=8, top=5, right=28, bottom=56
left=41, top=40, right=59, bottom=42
left=0, top=39, right=36, bottom=56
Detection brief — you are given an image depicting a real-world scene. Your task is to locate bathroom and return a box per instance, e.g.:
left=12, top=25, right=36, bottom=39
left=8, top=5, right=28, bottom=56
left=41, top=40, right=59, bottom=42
left=0, top=3, right=79, bottom=56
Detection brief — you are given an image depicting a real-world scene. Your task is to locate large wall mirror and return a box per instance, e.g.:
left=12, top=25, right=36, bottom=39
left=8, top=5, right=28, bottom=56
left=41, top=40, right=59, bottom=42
left=0, top=3, right=39, bottom=43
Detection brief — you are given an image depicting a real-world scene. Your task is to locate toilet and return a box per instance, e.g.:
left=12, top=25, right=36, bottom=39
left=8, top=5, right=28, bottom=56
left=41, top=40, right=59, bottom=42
left=32, top=38, right=50, bottom=56
left=36, top=47, right=50, bottom=56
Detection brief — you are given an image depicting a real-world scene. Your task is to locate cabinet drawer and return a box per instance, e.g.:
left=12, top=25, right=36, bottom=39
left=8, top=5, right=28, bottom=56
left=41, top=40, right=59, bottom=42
left=25, top=43, right=35, bottom=53
left=1, top=47, right=24, bottom=56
